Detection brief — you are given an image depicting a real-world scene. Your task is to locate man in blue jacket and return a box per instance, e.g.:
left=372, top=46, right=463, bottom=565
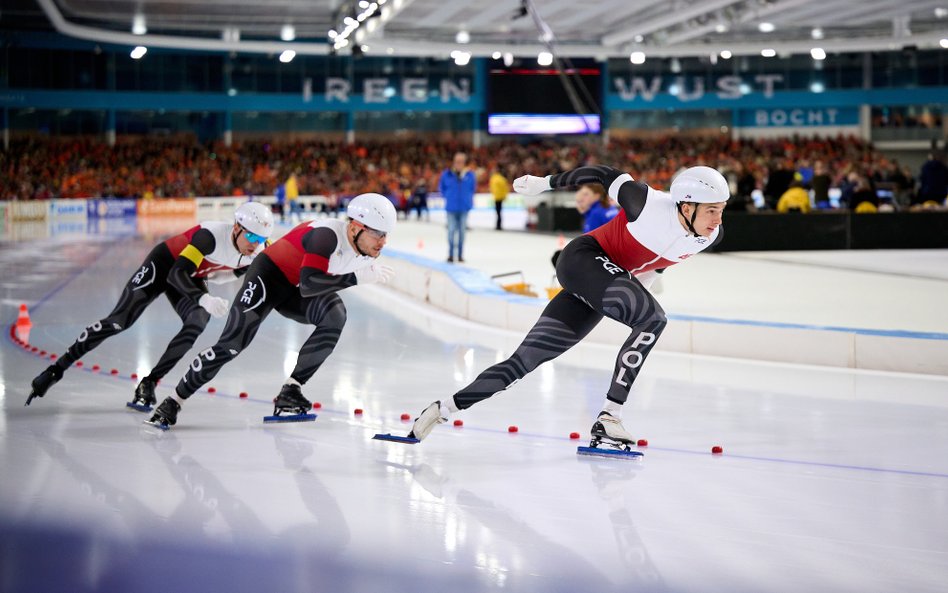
left=438, top=152, right=476, bottom=263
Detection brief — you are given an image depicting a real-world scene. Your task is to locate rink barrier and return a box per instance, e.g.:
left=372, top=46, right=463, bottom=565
left=383, top=249, right=948, bottom=376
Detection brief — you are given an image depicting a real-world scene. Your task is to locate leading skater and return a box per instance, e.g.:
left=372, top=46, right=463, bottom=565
left=146, top=193, right=397, bottom=429
left=409, top=165, right=728, bottom=449
left=26, top=202, right=274, bottom=408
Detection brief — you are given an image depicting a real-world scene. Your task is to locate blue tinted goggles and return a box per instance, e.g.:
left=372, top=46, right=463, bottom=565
left=243, top=230, right=267, bottom=244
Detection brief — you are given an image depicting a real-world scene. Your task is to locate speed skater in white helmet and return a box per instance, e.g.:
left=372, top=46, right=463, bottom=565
left=410, top=164, right=728, bottom=451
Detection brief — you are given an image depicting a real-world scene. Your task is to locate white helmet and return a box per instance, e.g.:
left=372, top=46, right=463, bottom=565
left=670, top=166, right=729, bottom=204
left=234, top=201, right=274, bottom=238
left=347, top=193, right=397, bottom=233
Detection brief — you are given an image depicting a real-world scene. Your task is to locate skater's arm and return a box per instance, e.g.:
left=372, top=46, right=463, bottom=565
left=548, top=166, right=649, bottom=222
left=168, top=228, right=217, bottom=299
left=298, top=227, right=357, bottom=297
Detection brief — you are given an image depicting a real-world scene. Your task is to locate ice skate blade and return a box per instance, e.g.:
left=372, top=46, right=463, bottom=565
left=373, top=433, right=420, bottom=444
left=142, top=418, right=170, bottom=431
left=126, top=402, right=153, bottom=413
left=577, top=446, right=643, bottom=459
left=263, top=413, right=317, bottom=424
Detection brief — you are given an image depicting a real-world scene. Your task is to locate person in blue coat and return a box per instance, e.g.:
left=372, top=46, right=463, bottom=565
left=576, top=183, right=618, bottom=233
left=438, top=152, right=476, bottom=263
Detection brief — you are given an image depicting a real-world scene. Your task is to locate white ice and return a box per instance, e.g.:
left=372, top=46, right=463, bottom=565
left=1, top=218, right=947, bottom=593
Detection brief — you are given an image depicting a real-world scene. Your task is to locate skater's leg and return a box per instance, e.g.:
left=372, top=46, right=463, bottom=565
left=452, top=291, right=601, bottom=410
left=145, top=290, right=212, bottom=382
left=130, top=292, right=211, bottom=409
left=409, top=292, right=600, bottom=439
left=277, top=293, right=347, bottom=386
left=600, top=279, right=667, bottom=405
left=174, top=272, right=277, bottom=400
left=29, top=250, right=168, bottom=404
left=56, top=263, right=165, bottom=369
left=556, top=236, right=667, bottom=445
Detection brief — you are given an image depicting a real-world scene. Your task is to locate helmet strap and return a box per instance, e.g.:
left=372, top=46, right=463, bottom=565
left=677, top=203, right=701, bottom=237
left=352, top=226, right=369, bottom=256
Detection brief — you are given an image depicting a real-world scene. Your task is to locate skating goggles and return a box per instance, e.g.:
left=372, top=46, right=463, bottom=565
left=242, top=229, right=267, bottom=244
left=355, top=223, right=387, bottom=240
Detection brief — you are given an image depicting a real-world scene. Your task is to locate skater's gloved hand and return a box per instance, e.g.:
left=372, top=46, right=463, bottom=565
left=205, top=270, right=238, bottom=285
left=355, top=264, right=394, bottom=285
left=513, top=175, right=552, bottom=195
left=198, top=294, right=230, bottom=318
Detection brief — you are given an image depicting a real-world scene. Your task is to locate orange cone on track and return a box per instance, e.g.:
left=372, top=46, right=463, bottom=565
left=15, top=304, right=32, bottom=342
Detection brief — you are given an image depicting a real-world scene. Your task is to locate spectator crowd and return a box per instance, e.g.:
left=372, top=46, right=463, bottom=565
left=1, top=134, right=945, bottom=211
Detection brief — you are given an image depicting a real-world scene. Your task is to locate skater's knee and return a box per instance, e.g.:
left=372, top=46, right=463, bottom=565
left=602, top=284, right=666, bottom=329
left=186, top=308, right=211, bottom=328
left=651, top=306, right=668, bottom=331
left=323, top=304, right=347, bottom=329
left=310, top=301, right=347, bottom=329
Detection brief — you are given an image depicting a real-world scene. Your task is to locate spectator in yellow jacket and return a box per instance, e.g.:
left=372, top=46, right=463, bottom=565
left=489, top=168, right=510, bottom=230
left=777, top=181, right=811, bottom=213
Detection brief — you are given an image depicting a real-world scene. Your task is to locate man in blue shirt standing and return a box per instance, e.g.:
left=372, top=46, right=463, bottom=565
left=439, top=152, right=476, bottom=263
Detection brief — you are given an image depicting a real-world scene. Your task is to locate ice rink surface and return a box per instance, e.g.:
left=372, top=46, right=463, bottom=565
left=2, top=216, right=947, bottom=593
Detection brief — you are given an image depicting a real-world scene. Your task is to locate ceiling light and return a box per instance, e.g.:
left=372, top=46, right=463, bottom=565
left=359, top=1, right=370, bottom=8
left=629, top=51, right=646, bottom=65
left=811, top=27, right=824, bottom=39
left=811, top=47, right=826, bottom=60
left=281, top=25, right=295, bottom=41
left=941, top=38, right=948, bottom=48
left=492, top=51, right=502, bottom=59
left=715, top=23, right=727, bottom=33
left=670, top=57, right=681, bottom=73
left=537, top=51, right=553, bottom=66
left=456, top=30, right=470, bottom=44
left=132, top=14, right=147, bottom=35
left=720, top=50, right=732, bottom=59
left=634, top=35, right=644, bottom=43
left=810, top=81, right=825, bottom=93
left=454, top=51, right=471, bottom=66
left=130, top=46, right=147, bottom=59
left=758, top=22, right=775, bottom=33
left=279, top=50, right=296, bottom=63
left=503, top=53, right=514, bottom=67
left=761, top=48, right=776, bottom=57
left=935, top=7, right=948, bottom=18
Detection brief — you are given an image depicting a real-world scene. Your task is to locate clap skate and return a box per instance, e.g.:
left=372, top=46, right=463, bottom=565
left=263, top=383, right=316, bottom=424
left=25, top=365, right=63, bottom=406
left=577, top=412, right=644, bottom=459
left=374, top=400, right=446, bottom=444
left=126, top=377, right=157, bottom=412
left=144, top=397, right=180, bottom=431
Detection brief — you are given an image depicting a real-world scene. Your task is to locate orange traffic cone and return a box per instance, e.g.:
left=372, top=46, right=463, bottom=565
left=15, top=303, right=31, bottom=343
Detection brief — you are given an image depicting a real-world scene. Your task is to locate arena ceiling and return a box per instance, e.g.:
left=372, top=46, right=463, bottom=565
left=7, top=0, right=948, bottom=59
